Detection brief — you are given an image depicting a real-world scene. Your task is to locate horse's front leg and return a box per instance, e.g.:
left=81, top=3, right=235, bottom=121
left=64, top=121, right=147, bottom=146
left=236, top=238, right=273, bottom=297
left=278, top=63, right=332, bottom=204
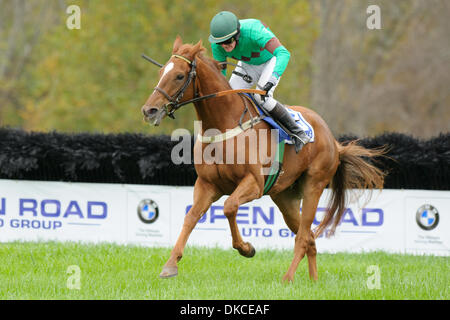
left=223, top=174, right=262, bottom=258
left=159, top=178, right=221, bottom=278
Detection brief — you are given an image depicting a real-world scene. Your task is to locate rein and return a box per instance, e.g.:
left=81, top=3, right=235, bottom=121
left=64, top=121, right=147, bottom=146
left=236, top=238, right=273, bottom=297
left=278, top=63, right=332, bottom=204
left=146, top=54, right=266, bottom=119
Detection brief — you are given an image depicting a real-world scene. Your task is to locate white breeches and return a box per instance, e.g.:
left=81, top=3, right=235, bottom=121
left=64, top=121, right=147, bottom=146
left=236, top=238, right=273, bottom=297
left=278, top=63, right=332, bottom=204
left=228, top=57, right=279, bottom=111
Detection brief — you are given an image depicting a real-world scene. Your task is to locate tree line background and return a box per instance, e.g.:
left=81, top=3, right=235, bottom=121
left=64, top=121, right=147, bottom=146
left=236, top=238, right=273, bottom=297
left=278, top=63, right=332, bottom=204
left=1, top=0, right=449, bottom=137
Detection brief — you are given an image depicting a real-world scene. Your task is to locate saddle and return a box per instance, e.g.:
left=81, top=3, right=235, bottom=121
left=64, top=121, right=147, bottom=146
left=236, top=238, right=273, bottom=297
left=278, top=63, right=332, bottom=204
left=239, top=93, right=315, bottom=194
left=242, top=93, right=315, bottom=144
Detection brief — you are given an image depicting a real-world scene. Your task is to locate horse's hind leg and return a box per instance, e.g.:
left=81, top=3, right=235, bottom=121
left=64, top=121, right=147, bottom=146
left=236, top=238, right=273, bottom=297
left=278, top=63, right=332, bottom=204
left=223, top=174, right=261, bottom=258
left=306, top=230, right=318, bottom=281
left=160, top=178, right=221, bottom=278
left=282, top=175, right=327, bottom=282
left=271, top=182, right=318, bottom=281
left=270, top=183, right=302, bottom=236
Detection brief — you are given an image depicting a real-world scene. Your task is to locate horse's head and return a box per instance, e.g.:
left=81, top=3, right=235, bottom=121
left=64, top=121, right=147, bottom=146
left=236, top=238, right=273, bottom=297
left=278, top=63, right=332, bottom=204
left=142, top=36, right=205, bottom=126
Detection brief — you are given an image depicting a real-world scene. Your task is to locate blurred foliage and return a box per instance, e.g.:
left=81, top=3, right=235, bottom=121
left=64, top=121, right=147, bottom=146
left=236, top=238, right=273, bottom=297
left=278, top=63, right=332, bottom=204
left=2, top=0, right=448, bottom=137
left=1, top=0, right=316, bottom=135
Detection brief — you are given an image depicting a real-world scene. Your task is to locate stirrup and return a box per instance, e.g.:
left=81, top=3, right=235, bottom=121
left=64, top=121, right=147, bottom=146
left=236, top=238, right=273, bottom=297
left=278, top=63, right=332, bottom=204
left=295, top=130, right=311, bottom=145
left=290, top=135, right=306, bottom=153
left=290, top=131, right=311, bottom=153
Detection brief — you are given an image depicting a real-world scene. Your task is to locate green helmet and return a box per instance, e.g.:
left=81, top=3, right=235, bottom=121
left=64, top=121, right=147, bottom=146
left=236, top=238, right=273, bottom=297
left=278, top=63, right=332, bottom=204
left=208, top=11, right=239, bottom=44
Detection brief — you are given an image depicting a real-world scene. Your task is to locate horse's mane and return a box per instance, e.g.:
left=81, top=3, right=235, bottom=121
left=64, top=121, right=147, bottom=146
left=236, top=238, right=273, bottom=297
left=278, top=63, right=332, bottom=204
left=177, top=42, right=223, bottom=75
left=174, top=40, right=232, bottom=92
left=198, top=52, right=222, bottom=74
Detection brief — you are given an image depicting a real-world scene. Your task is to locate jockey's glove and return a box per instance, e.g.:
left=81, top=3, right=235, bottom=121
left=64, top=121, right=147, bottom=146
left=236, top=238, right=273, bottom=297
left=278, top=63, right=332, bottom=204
left=262, top=81, right=274, bottom=95
left=261, top=75, right=279, bottom=101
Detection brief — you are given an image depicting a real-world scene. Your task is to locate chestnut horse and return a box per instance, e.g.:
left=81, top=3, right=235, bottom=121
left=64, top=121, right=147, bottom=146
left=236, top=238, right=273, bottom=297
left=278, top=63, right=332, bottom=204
left=141, top=36, right=385, bottom=282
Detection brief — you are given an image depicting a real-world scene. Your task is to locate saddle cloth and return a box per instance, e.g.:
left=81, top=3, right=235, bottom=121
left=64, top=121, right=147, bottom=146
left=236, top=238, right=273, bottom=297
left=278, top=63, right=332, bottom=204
left=243, top=93, right=315, bottom=144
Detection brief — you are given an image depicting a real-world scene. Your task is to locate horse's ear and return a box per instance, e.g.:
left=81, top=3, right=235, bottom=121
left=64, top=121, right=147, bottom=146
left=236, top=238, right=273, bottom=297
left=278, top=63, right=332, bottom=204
left=192, top=39, right=205, bottom=57
left=172, top=35, right=183, bottom=53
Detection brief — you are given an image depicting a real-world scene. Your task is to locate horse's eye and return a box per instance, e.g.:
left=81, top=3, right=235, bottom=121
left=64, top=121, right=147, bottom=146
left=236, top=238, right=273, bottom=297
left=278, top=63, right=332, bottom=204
left=176, top=74, right=185, bottom=80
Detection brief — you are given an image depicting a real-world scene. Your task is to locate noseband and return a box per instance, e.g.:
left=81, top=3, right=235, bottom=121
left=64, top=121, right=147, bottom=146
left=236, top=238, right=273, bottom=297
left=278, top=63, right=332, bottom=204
left=153, top=54, right=198, bottom=119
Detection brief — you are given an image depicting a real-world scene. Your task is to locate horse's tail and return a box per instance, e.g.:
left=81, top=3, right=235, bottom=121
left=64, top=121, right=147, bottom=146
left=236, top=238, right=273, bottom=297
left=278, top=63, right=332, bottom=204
left=314, top=140, right=387, bottom=238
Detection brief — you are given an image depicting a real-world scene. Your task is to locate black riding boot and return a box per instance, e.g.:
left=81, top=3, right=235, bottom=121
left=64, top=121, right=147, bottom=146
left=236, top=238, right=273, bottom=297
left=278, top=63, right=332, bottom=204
left=268, top=102, right=311, bottom=153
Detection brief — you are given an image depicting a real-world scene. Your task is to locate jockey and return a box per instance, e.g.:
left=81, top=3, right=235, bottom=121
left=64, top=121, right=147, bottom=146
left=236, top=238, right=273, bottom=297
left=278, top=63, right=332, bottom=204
left=208, top=11, right=310, bottom=152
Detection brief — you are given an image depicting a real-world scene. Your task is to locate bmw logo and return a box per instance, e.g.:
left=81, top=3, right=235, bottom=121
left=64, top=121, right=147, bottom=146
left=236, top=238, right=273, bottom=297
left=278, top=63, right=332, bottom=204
left=416, top=204, right=439, bottom=231
left=137, top=199, right=159, bottom=224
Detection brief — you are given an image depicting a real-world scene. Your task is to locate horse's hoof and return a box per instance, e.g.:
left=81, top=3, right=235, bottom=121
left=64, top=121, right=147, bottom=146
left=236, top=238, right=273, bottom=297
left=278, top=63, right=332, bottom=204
left=238, top=242, right=256, bottom=258
left=159, top=266, right=178, bottom=279
left=282, top=273, right=294, bottom=283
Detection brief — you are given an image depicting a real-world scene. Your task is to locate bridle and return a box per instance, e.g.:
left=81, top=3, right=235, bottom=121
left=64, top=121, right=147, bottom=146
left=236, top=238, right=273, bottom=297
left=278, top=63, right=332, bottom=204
left=147, top=53, right=266, bottom=119
left=153, top=54, right=199, bottom=119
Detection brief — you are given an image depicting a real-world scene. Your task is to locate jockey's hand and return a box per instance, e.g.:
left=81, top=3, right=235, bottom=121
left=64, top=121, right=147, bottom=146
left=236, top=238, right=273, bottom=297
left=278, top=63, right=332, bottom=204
left=262, top=82, right=274, bottom=101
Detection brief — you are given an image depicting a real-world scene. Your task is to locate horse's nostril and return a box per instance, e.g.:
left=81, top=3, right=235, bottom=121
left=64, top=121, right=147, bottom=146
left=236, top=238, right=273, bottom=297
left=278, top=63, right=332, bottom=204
left=148, top=108, right=158, bottom=116
left=143, top=107, right=159, bottom=117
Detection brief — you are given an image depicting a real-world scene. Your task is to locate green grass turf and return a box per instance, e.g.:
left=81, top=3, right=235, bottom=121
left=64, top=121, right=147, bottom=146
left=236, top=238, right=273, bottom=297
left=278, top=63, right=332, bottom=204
left=0, top=241, right=448, bottom=300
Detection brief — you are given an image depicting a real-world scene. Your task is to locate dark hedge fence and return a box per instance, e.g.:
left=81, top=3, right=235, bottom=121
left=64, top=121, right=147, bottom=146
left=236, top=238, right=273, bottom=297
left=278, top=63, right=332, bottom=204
left=0, top=127, right=449, bottom=190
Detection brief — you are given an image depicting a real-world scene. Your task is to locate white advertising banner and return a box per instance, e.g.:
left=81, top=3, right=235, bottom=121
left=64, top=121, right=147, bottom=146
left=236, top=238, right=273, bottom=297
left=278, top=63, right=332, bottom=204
left=0, top=179, right=448, bottom=256
left=169, top=189, right=438, bottom=255
left=404, top=192, right=449, bottom=255
left=0, top=180, right=126, bottom=243
left=125, top=185, right=172, bottom=246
